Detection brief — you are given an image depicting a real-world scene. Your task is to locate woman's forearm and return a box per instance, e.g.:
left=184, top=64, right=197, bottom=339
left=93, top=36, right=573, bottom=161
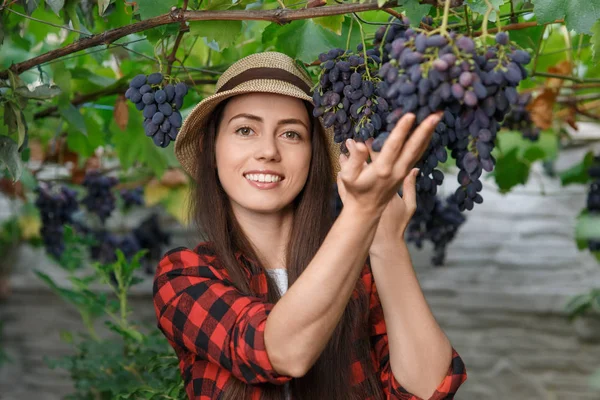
left=265, top=205, right=379, bottom=377
left=369, top=241, right=452, bottom=399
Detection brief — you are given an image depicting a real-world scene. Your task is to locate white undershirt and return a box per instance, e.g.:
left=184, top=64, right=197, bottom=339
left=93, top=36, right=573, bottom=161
left=265, top=268, right=292, bottom=400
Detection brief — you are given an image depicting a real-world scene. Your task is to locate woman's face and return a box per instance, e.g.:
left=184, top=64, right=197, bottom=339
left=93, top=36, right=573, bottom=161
left=214, top=92, right=312, bottom=215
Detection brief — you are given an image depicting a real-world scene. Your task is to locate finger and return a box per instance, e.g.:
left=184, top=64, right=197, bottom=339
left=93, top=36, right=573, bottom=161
left=375, top=113, right=416, bottom=174
left=365, top=137, right=379, bottom=163
left=393, top=112, right=442, bottom=177
left=340, top=139, right=369, bottom=182
left=402, top=168, right=419, bottom=213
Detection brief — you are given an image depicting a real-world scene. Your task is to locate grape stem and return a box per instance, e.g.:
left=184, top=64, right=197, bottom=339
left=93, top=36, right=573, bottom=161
left=355, top=16, right=372, bottom=80
left=481, top=0, right=495, bottom=42
left=439, top=0, right=451, bottom=36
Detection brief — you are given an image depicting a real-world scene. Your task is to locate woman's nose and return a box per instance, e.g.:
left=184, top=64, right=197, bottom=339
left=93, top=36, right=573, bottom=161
left=254, top=133, right=281, bottom=161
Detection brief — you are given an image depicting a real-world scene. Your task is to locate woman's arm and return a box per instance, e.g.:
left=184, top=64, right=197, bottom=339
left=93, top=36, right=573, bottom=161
left=369, top=241, right=459, bottom=399
left=265, top=113, right=440, bottom=377
left=265, top=205, right=380, bottom=376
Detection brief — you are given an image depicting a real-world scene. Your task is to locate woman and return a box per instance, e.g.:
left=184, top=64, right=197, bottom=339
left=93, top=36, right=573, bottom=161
left=153, top=52, right=467, bottom=400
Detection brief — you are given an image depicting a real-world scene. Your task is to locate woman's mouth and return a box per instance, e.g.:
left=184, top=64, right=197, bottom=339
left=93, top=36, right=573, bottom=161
left=243, top=173, right=284, bottom=190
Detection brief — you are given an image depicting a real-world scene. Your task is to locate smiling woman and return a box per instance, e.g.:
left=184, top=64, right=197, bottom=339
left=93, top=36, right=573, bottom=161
left=215, top=93, right=313, bottom=220
left=152, top=52, right=467, bottom=400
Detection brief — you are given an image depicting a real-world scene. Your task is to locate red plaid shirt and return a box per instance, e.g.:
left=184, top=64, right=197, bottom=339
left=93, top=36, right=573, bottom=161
left=153, top=243, right=467, bottom=400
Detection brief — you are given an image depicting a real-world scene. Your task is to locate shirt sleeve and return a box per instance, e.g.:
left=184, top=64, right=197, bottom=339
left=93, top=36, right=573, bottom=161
left=366, top=265, right=467, bottom=399
left=153, top=247, right=293, bottom=386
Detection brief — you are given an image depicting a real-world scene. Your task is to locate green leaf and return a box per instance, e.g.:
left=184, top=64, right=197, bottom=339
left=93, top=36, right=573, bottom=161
left=591, top=20, right=600, bottom=62
left=59, top=104, right=88, bottom=136
left=401, top=0, right=432, bottom=26
left=559, top=151, right=594, bottom=186
left=189, top=20, right=242, bottom=52
left=137, top=0, right=175, bottom=20
left=522, top=146, right=546, bottom=163
left=493, top=147, right=530, bottom=192
left=15, top=84, right=61, bottom=100
left=313, top=15, right=345, bottom=35
left=575, top=211, right=600, bottom=241
left=9, top=103, right=27, bottom=149
left=0, top=135, right=22, bottom=182
left=46, top=0, right=65, bottom=15
left=531, top=0, right=600, bottom=34
left=98, top=0, right=111, bottom=15
left=23, top=0, right=41, bottom=16
left=466, top=0, right=504, bottom=21
left=262, top=19, right=346, bottom=63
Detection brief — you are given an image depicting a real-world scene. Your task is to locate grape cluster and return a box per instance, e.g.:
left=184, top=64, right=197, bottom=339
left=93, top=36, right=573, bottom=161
left=406, top=194, right=466, bottom=266
left=125, top=73, right=187, bottom=148
left=81, top=171, right=118, bottom=223
left=120, top=187, right=144, bottom=209
left=375, top=26, right=531, bottom=213
left=312, top=47, right=388, bottom=154
left=587, top=156, right=600, bottom=252
left=502, top=92, right=540, bottom=141
left=34, top=184, right=79, bottom=258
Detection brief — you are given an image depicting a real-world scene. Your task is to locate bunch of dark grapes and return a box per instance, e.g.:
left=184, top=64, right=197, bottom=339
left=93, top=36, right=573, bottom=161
left=312, top=46, right=388, bottom=154
left=34, top=184, right=79, bottom=258
left=502, top=92, right=540, bottom=141
left=587, top=155, right=600, bottom=252
left=375, top=27, right=531, bottom=213
left=406, top=194, right=466, bottom=266
left=125, top=73, right=187, bottom=148
left=81, top=171, right=118, bottom=223
left=120, top=187, right=144, bottom=209
left=89, top=230, right=142, bottom=264
left=133, top=213, right=171, bottom=273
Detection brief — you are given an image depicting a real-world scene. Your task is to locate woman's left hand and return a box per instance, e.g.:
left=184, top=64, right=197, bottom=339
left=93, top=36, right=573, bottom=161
left=337, top=138, right=419, bottom=259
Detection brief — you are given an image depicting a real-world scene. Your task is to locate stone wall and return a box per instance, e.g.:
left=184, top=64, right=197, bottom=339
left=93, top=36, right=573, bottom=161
left=2, top=143, right=600, bottom=399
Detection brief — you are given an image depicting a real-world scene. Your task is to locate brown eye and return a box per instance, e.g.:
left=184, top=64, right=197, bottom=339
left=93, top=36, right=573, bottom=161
left=236, top=127, right=253, bottom=136
left=283, top=131, right=300, bottom=139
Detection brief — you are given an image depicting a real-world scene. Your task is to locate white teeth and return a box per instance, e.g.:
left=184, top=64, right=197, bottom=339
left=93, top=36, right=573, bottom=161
left=245, top=174, right=282, bottom=183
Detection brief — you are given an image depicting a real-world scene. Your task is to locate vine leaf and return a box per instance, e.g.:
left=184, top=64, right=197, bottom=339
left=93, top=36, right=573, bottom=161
left=560, top=151, right=594, bottom=186
left=262, top=19, right=347, bottom=63
left=8, top=103, right=27, bottom=149
left=0, top=136, right=23, bottom=182
left=59, top=104, right=88, bottom=136
left=23, top=0, right=41, bottom=16
left=531, top=0, right=600, bottom=34
left=492, top=147, right=530, bottom=192
left=137, top=0, right=176, bottom=20
left=98, top=0, right=111, bottom=15
left=189, top=20, right=242, bottom=51
left=46, top=0, right=65, bottom=15
left=465, top=0, right=503, bottom=22
left=313, top=15, right=345, bottom=35
left=401, top=0, right=432, bottom=26
left=15, top=84, right=62, bottom=100
left=575, top=210, right=600, bottom=244
left=591, top=20, right=600, bottom=62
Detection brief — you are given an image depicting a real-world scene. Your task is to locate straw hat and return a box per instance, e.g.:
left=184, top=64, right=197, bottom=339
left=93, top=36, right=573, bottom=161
left=174, top=51, right=341, bottom=180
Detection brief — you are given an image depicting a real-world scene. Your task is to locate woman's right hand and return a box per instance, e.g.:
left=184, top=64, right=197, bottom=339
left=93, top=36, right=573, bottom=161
left=336, top=112, right=442, bottom=219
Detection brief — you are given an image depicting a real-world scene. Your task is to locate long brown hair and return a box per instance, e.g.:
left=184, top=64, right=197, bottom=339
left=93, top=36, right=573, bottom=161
left=189, top=95, right=384, bottom=400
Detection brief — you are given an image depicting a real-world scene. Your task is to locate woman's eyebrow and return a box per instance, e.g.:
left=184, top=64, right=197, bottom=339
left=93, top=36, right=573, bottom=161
left=228, top=113, right=309, bottom=130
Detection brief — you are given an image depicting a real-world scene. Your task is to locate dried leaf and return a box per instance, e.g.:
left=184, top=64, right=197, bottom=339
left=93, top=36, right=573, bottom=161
left=160, top=168, right=188, bottom=187
left=527, top=61, right=572, bottom=130
left=527, top=89, right=557, bottom=129
left=114, top=94, right=129, bottom=131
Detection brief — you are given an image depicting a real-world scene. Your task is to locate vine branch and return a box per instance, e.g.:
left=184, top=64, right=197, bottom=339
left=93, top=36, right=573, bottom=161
left=166, top=0, right=190, bottom=76
left=0, top=1, right=402, bottom=79
left=33, top=78, right=218, bottom=119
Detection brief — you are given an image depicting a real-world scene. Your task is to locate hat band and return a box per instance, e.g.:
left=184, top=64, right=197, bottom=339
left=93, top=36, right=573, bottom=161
left=216, top=67, right=312, bottom=96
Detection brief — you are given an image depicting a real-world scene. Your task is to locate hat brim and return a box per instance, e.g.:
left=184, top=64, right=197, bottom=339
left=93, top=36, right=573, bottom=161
left=174, top=79, right=340, bottom=181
